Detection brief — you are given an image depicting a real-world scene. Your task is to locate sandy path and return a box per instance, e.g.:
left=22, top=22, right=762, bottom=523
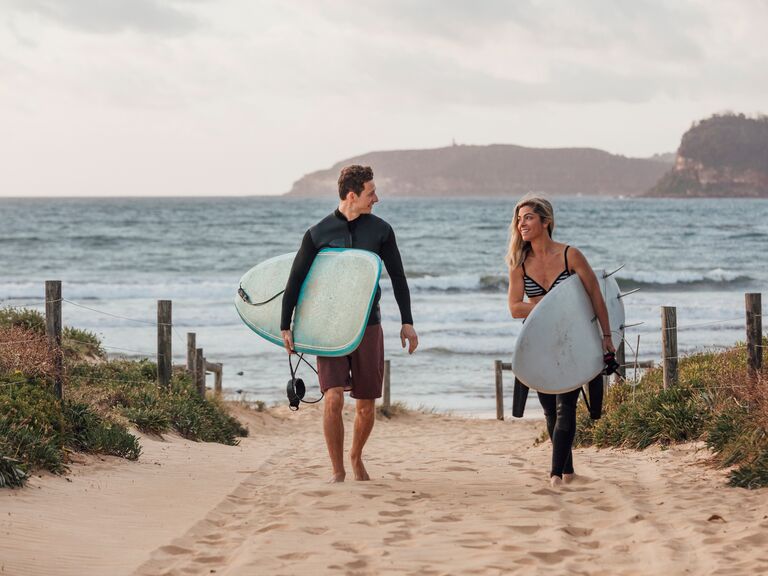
left=3, top=404, right=767, bottom=575
left=133, top=407, right=768, bottom=576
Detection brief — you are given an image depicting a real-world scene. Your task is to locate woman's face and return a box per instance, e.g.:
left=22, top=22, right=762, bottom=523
left=516, top=205, right=546, bottom=242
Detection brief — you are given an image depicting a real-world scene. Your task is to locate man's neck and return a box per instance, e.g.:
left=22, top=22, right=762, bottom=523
left=338, top=203, right=361, bottom=222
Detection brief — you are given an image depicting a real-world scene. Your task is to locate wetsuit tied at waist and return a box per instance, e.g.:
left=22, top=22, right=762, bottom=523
left=280, top=210, right=413, bottom=331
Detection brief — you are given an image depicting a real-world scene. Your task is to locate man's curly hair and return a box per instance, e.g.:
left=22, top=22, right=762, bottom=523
left=338, top=165, right=374, bottom=200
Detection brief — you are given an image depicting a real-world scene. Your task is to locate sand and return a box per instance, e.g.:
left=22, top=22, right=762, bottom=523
left=2, top=403, right=767, bottom=576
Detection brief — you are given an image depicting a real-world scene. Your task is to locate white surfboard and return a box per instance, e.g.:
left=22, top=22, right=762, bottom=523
left=235, top=248, right=382, bottom=357
left=512, top=274, right=603, bottom=394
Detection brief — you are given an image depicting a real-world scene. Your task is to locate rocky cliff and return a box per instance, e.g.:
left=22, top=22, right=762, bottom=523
left=648, top=114, right=768, bottom=198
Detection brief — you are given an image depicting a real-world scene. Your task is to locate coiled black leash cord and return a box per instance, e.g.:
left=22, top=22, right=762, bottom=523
left=287, top=352, right=323, bottom=411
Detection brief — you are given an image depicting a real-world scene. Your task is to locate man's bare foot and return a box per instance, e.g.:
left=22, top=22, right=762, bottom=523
left=550, top=475, right=563, bottom=488
left=563, top=473, right=575, bottom=484
left=350, top=456, right=370, bottom=481
left=328, top=472, right=346, bottom=483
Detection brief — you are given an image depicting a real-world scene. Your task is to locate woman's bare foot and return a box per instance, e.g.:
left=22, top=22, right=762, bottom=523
left=328, top=472, right=346, bottom=483
left=550, top=475, right=563, bottom=488
left=351, top=456, right=370, bottom=481
left=563, top=473, right=575, bottom=484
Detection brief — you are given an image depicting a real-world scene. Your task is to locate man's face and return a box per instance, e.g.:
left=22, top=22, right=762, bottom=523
left=351, top=180, right=378, bottom=214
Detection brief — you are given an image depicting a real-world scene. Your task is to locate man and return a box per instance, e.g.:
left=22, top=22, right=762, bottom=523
left=280, top=165, right=418, bottom=483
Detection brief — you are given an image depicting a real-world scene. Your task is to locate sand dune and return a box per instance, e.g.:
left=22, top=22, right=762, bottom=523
left=2, top=404, right=767, bottom=575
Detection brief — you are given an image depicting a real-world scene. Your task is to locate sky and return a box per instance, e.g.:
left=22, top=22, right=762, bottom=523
left=1, top=0, right=767, bottom=197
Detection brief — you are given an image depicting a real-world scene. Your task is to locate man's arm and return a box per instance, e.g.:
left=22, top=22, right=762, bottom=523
left=280, top=230, right=318, bottom=352
left=380, top=228, right=418, bottom=354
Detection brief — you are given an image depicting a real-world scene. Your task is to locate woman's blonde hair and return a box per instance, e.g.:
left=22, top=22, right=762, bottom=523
left=505, top=193, right=555, bottom=269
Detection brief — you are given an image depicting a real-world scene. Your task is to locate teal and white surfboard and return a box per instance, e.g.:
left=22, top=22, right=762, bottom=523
left=235, top=248, right=382, bottom=357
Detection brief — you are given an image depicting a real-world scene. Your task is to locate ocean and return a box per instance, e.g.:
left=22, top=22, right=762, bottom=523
left=2, top=196, right=767, bottom=416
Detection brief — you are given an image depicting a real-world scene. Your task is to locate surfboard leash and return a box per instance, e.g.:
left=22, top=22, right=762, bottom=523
left=238, top=285, right=285, bottom=307
left=287, top=352, right=323, bottom=410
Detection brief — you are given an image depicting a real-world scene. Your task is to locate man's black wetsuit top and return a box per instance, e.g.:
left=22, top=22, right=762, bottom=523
left=280, top=210, right=413, bottom=331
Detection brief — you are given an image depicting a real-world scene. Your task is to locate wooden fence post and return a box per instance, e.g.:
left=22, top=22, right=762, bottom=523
left=495, top=360, right=504, bottom=420
left=661, top=306, right=678, bottom=389
left=214, top=363, right=222, bottom=396
left=382, top=360, right=391, bottom=410
left=196, top=348, right=205, bottom=397
left=187, top=332, right=196, bottom=374
left=746, top=293, right=763, bottom=376
left=45, top=280, right=63, bottom=400
left=157, top=300, right=172, bottom=389
left=206, top=361, right=223, bottom=396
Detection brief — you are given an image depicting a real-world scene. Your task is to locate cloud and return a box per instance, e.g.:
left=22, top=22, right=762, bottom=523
left=6, top=0, right=202, bottom=36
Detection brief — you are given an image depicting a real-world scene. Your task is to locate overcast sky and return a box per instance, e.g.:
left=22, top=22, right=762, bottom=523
left=1, top=0, right=767, bottom=197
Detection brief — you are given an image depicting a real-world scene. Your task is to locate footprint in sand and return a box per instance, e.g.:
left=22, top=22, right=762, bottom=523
left=459, top=543, right=492, bottom=550
left=278, top=552, right=313, bottom=560
left=302, top=490, right=333, bottom=497
left=506, top=525, right=540, bottom=535
left=332, top=541, right=362, bottom=553
left=158, top=545, right=193, bottom=556
left=523, top=504, right=558, bottom=513
left=256, top=522, right=289, bottom=533
left=319, top=504, right=352, bottom=512
left=433, top=514, right=462, bottom=523
left=560, top=526, right=593, bottom=537
left=383, top=529, right=411, bottom=545
left=360, top=493, right=381, bottom=500
left=193, top=555, right=226, bottom=565
left=530, top=549, right=577, bottom=565
left=293, top=471, right=317, bottom=479
left=353, top=520, right=375, bottom=527
left=531, top=488, right=559, bottom=496
left=443, top=466, right=478, bottom=472
left=301, top=526, right=330, bottom=535
left=379, top=510, right=413, bottom=517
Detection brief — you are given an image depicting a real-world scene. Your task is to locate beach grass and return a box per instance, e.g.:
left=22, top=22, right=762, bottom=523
left=0, top=308, right=248, bottom=489
left=576, top=339, right=768, bottom=488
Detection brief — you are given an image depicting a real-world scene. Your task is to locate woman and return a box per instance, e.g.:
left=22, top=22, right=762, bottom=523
left=507, top=194, right=614, bottom=488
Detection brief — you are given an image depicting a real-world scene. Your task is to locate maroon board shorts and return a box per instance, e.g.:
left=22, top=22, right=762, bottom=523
left=317, top=324, right=384, bottom=400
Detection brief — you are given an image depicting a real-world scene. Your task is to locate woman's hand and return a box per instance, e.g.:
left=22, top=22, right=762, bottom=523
left=602, top=334, right=616, bottom=354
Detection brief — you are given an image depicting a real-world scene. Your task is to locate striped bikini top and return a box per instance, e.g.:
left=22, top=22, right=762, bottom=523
left=522, top=246, right=572, bottom=298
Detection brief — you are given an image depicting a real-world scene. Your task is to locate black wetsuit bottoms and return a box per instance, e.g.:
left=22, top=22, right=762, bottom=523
left=537, top=388, right=581, bottom=478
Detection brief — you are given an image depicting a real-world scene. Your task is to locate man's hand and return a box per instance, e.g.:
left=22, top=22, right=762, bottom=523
left=281, top=329, right=295, bottom=354
left=603, top=335, right=616, bottom=354
left=400, top=324, right=418, bottom=354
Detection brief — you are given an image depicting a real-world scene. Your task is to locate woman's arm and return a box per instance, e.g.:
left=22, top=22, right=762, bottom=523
left=508, top=265, right=535, bottom=318
left=568, top=248, right=616, bottom=353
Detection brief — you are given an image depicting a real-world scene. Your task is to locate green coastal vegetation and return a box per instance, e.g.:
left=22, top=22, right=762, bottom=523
left=575, top=341, right=768, bottom=488
left=0, top=307, right=247, bottom=489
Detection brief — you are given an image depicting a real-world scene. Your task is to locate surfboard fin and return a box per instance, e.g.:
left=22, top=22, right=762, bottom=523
left=618, top=288, right=640, bottom=299
left=603, top=264, right=625, bottom=278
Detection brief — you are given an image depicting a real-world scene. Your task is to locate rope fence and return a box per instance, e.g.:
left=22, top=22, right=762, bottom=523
left=0, top=281, right=223, bottom=401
